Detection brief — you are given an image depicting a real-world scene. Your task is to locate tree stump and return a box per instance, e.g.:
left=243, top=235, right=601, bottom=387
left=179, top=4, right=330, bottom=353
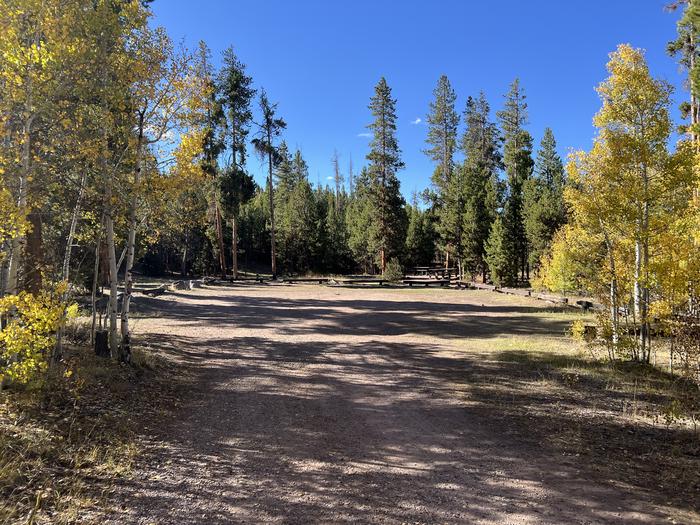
left=94, top=330, right=110, bottom=358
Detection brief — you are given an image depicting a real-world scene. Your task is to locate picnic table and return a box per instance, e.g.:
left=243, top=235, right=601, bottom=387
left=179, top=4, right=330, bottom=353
left=409, top=267, right=456, bottom=278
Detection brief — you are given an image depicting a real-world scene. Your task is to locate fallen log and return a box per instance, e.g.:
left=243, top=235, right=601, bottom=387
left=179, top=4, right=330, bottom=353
left=469, top=282, right=498, bottom=291
left=535, top=293, right=568, bottom=304
left=337, top=278, right=387, bottom=285
left=282, top=277, right=329, bottom=284
left=499, top=287, right=531, bottom=297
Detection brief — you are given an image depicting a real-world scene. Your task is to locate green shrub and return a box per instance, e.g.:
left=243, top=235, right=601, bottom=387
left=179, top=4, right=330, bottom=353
left=383, top=257, right=403, bottom=283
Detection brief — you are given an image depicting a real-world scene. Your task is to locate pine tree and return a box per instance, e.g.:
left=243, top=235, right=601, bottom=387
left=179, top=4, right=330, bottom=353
left=291, top=148, right=309, bottom=185
left=425, top=75, right=460, bottom=270
left=497, top=79, right=533, bottom=284
left=668, top=0, right=700, bottom=141
left=524, top=128, right=566, bottom=272
left=195, top=42, right=227, bottom=278
left=332, top=150, right=343, bottom=206
left=217, top=46, right=255, bottom=170
left=461, top=92, right=502, bottom=280
left=216, top=46, right=255, bottom=279
left=323, top=189, right=351, bottom=273
left=366, top=77, right=407, bottom=272
left=425, top=75, right=459, bottom=198
left=347, top=167, right=378, bottom=273
left=484, top=216, right=509, bottom=286
left=252, top=89, right=286, bottom=278
left=278, top=179, right=317, bottom=273
left=274, top=141, right=293, bottom=196
left=405, top=200, right=437, bottom=268
left=219, top=165, right=255, bottom=277
left=348, top=155, right=354, bottom=197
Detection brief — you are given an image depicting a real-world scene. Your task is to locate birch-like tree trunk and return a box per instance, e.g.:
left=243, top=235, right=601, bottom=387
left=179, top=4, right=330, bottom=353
left=90, top=221, right=103, bottom=347
left=601, top=223, right=620, bottom=359
left=231, top=217, right=238, bottom=279
left=180, top=243, right=188, bottom=276
left=102, top=138, right=120, bottom=358
left=6, top=113, right=33, bottom=295
left=634, top=161, right=651, bottom=362
left=215, top=203, right=226, bottom=277
left=54, top=170, right=87, bottom=362
left=119, top=116, right=145, bottom=363
left=608, top=252, right=620, bottom=353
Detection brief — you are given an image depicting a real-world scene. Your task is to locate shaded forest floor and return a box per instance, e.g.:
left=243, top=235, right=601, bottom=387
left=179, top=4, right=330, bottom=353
left=3, top=284, right=699, bottom=523
left=0, top=333, right=190, bottom=524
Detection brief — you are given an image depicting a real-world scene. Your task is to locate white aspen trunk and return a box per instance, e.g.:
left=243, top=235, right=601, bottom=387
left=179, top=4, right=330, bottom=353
left=119, top=121, right=144, bottom=363
left=215, top=203, right=226, bottom=277
left=115, top=244, right=127, bottom=274
left=61, top=172, right=86, bottom=283
left=633, top=158, right=651, bottom=362
left=105, top=210, right=119, bottom=359
left=232, top=217, right=238, bottom=280
left=90, top=222, right=103, bottom=347
left=7, top=114, right=33, bottom=295
left=54, top=170, right=87, bottom=362
left=640, top=200, right=650, bottom=363
left=601, top=224, right=619, bottom=357
left=180, top=234, right=188, bottom=276
left=610, top=274, right=619, bottom=346
left=634, top=238, right=642, bottom=319
left=105, top=230, right=119, bottom=358
left=101, top=129, right=119, bottom=359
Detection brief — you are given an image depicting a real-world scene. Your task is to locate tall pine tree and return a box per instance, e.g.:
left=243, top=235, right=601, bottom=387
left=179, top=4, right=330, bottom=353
left=217, top=46, right=255, bottom=170
left=216, top=46, right=255, bottom=278
left=252, top=89, right=286, bottom=278
left=524, top=128, right=566, bottom=272
left=346, top=167, right=377, bottom=273
left=668, top=0, right=700, bottom=141
left=425, top=75, right=460, bottom=269
left=461, top=92, right=502, bottom=280
left=366, top=77, right=407, bottom=272
left=195, top=42, right=227, bottom=277
left=494, top=78, right=533, bottom=285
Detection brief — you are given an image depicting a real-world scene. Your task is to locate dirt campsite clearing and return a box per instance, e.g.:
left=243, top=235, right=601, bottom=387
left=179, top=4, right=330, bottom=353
left=99, top=283, right=699, bottom=524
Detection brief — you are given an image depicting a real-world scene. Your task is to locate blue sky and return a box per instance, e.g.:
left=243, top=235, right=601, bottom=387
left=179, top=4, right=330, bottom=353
left=151, top=0, right=686, bottom=198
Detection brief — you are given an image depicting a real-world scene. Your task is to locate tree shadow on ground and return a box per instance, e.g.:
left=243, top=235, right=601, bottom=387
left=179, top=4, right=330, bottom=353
left=107, top=288, right=699, bottom=524
left=131, top=289, right=573, bottom=341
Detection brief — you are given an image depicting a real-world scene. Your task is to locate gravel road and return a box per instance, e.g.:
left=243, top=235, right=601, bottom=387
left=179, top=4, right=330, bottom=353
left=105, top=284, right=681, bottom=524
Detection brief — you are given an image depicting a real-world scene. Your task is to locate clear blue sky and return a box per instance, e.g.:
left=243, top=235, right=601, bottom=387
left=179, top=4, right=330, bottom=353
left=151, top=0, right=686, bottom=197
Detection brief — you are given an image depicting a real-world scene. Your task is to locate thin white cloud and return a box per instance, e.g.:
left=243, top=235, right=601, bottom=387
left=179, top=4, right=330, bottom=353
left=326, top=176, right=334, bottom=180
left=411, top=117, right=422, bottom=125
left=357, top=132, right=372, bottom=138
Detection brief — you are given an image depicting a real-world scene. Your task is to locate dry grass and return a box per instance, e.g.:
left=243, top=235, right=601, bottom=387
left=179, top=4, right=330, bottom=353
left=0, top=342, right=180, bottom=525
left=454, top=321, right=700, bottom=515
